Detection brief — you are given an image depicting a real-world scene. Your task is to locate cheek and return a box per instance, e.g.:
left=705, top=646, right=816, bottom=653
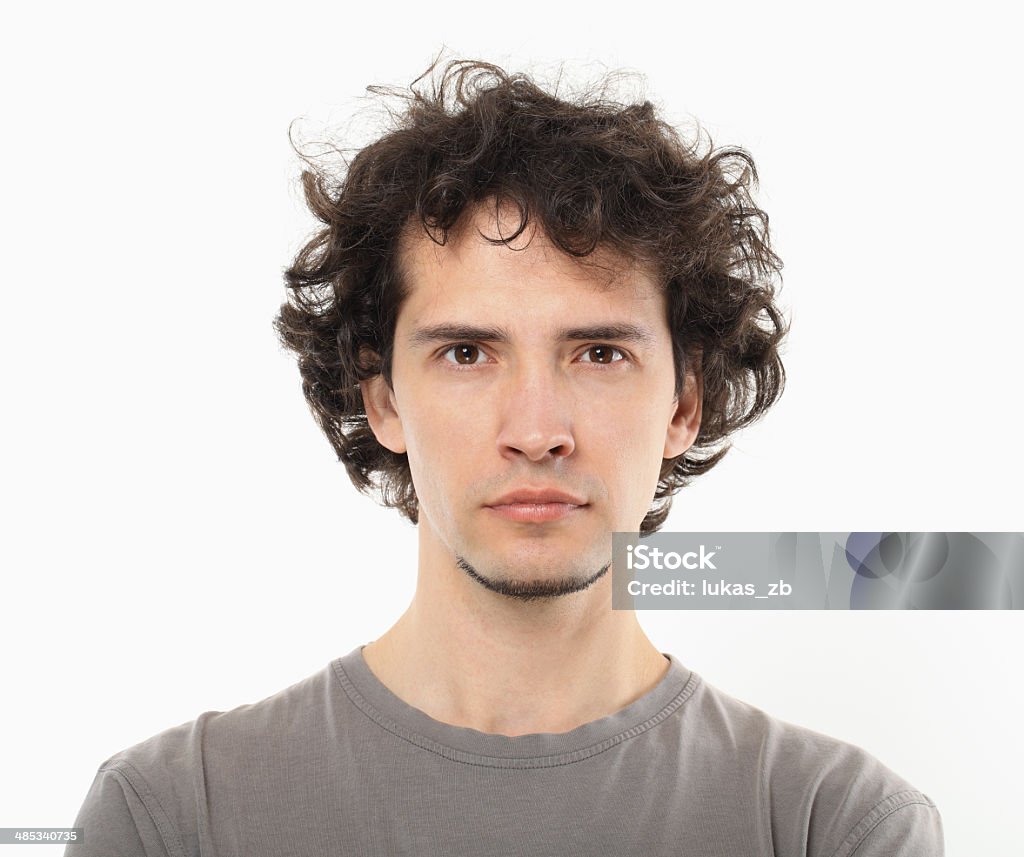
left=399, top=399, right=477, bottom=513
left=580, top=400, right=669, bottom=490
left=404, top=384, right=497, bottom=462
left=622, top=430, right=669, bottom=495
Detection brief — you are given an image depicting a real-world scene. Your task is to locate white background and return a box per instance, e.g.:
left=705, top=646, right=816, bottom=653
left=2, top=2, right=1020, bottom=854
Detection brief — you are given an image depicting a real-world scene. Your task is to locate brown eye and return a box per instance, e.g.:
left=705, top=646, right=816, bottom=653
left=581, top=345, right=623, bottom=365
left=444, top=344, right=481, bottom=365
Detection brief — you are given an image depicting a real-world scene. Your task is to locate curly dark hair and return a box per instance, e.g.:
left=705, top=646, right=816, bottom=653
left=275, top=59, right=788, bottom=534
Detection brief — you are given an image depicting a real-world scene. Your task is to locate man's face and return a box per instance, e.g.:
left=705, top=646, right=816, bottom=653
left=363, top=205, right=701, bottom=599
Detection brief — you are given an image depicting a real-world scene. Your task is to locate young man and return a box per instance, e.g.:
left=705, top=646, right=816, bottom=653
left=68, top=61, right=944, bottom=855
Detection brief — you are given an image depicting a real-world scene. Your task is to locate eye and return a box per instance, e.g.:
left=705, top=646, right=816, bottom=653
left=442, top=344, right=484, bottom=365
left=579, top=345, right=625, bottom=365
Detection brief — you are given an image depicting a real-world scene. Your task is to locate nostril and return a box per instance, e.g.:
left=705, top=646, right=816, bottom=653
left=498, top=434, right=575, bottom=462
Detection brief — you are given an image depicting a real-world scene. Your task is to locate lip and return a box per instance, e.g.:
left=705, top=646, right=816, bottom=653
left=488, top=487, right=586, bottom=506
left=484, top=488, right=587, bottom=523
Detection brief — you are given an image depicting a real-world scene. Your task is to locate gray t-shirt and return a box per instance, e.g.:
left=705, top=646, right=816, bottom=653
left=68, top=647, right=943, bottom=856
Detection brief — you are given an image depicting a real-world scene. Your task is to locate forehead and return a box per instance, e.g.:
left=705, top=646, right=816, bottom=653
left=395, top=205, right=665, bottom=325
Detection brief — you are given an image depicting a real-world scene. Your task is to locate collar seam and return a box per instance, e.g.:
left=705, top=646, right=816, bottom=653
left=330, top=656, right=700, bottom=769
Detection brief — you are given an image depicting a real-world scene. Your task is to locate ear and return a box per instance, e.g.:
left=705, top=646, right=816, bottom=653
left=663, top=360, right=703, bottom=459
left=360, top=373, right=407, bottom=454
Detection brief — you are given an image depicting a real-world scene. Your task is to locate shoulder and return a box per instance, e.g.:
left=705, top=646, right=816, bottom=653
left=81, top=662, right=336, bottom=856
left=102, top=661, right=333, bottom=774
left=682, top=672, right=943, bottom=856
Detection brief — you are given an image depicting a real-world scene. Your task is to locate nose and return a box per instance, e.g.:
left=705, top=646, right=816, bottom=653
left=495, top=364, right=576, bottom=462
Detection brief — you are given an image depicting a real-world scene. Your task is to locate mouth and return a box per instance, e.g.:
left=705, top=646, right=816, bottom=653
left=484, top=488, right=588, bottom=524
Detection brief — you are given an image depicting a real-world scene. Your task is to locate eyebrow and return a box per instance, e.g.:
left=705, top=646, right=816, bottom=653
left=408, top=323, right=657, bottom=347
left=561, top=324, right=657, bottom=346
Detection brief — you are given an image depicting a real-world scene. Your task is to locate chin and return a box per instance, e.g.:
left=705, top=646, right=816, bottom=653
left=463, top=545, right=611, bottom=580
left=456, top=552, right=611, bottom=601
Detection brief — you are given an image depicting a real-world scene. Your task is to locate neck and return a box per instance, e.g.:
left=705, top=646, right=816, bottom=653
left=361, top=530, right=669, bottom=736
